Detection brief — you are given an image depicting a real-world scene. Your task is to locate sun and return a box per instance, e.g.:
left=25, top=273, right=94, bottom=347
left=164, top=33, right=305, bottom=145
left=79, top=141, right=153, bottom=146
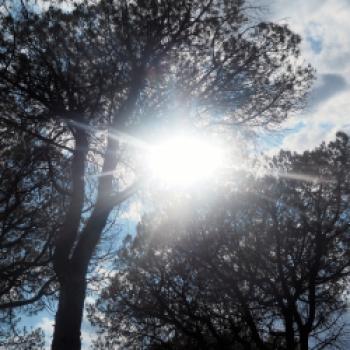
left=146, top=135, right=225, bottom=187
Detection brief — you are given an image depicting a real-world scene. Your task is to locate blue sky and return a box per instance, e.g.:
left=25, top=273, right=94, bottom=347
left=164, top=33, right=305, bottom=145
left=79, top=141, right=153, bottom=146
left=268, top=0, right=350, bottom=152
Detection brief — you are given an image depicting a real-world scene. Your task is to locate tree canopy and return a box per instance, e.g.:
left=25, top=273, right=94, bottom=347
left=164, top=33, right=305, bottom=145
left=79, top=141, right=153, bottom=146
left=0, top=0, right=314, bottom=349
left=89, top=133, right=350, bottom=350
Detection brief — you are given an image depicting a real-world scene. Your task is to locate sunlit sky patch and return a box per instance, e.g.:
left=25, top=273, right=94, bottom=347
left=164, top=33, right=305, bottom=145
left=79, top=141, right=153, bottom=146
left=145, top=134, right=226, bottom=188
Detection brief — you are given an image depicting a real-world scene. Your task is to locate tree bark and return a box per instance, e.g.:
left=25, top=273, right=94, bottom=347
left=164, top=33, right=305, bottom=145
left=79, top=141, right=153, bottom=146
left=299, top=331, right=309, bottom=350
left=285, top=315, right=295, bottom=350
left=51, top=129, right=89, bottom=350
left=51, top=204, right=112, bottom=350
left=51, top=272, right=87, bottom=350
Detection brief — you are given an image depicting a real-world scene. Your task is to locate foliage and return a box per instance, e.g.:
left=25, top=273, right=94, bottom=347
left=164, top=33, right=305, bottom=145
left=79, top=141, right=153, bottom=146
left=0, top=322, right=45, bottom=350
left=89, top=133, right=350, bottom=350
left=0, top=123, right=69, bottom=346
left=0, top=0, right=313, bottom=348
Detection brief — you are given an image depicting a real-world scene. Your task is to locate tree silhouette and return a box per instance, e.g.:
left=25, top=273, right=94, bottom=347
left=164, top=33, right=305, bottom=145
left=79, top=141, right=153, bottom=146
left=0, top=119, right=68, bottom=347
left=0, top=0, right=313, bottom=348
left=89, top=133, right=350, bottom=350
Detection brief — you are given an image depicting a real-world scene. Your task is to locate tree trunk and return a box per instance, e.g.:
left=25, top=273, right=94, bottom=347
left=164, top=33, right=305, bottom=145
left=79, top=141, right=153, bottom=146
left=50, top=110, right=136, bottom=349
left=299, top=331, right=309, bottom=350
left=285, top=313, right=295, bottom=350
left=51, top=202, right=117, bottom=350
left=51, top=273, right=87, bottom=350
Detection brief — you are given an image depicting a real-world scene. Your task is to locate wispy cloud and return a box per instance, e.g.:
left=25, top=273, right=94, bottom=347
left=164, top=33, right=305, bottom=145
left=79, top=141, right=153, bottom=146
left=36, top=317, right=54, bottom=350
left=267, top=0, right=350, bottom=152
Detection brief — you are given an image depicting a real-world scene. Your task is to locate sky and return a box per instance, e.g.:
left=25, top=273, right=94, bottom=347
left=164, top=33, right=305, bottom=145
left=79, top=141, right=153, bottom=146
left=14, top=0, right=350, bottom=348
left=268, top=0, right=350, bottom=152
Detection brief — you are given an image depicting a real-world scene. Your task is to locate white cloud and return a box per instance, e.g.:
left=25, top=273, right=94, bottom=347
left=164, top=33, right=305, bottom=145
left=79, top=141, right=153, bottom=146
left=270, top=0, right=350, bottom=72
left=266, top=0, right=350, bottom=152
left=81, top=317, right=97, bottom=349
left=35, top=311, right=99, bottom=350
left=36, top=317, right=54, bottom=350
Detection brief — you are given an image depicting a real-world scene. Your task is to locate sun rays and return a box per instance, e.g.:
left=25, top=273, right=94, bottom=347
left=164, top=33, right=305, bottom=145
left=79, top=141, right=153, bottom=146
left=145, top=135, right=225, bottom=187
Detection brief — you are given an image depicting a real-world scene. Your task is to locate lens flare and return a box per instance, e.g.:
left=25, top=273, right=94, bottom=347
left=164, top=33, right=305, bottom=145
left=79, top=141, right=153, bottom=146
left=147, top=136, right=224, bottom=187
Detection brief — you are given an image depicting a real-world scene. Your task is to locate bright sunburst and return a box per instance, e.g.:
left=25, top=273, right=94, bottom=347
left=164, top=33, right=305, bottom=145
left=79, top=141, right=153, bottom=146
left=146, top=135, right=225, bottom=187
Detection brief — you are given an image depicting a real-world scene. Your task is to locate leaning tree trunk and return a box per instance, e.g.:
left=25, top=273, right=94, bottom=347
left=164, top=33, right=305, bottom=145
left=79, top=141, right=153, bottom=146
left=51, top=272, right=87, bottom=350
left=51, top=79, right=143, bottom=350
left=51, top=205, right=113, bottom=350
left=51, top=130, right=89, bottom=350
left=51, top=132, right=137, bottom=350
